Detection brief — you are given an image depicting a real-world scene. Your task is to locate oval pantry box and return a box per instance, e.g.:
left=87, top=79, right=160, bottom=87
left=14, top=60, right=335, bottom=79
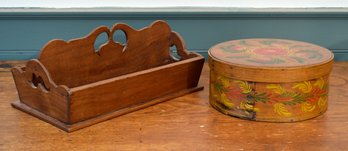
left=208, top=39, right=334, bottom=122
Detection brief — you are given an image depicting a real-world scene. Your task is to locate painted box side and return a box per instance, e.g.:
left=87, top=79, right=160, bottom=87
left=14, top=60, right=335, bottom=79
left=210, top=70, right=329, bottom=122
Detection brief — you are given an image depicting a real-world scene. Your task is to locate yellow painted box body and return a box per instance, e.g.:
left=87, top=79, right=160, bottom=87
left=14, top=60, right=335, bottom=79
left=208, top=39, right=334, bottom=122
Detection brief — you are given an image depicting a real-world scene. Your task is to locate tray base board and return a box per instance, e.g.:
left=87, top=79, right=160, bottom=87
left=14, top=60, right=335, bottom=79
left=12, top=86, right=203, bottom=132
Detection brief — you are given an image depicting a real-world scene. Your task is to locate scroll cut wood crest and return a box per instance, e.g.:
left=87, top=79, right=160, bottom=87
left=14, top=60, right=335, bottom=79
left=11, top=20, right=205, bottom=132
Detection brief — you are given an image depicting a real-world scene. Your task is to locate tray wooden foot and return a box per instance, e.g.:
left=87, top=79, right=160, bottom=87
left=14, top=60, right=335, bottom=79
left=12, top=86, right=203, bottom=132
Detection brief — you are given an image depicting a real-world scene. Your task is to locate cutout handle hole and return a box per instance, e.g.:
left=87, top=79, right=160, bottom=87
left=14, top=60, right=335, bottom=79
left=113, top=30, right=127, bottom=45
left=170, top=45, right=182, bottom=61
left=31, top=73, right=49, bottom=91
left=94, top=32, right=109, bottom=53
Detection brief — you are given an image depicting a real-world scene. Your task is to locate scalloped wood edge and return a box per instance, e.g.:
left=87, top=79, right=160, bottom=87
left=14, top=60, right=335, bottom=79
left=11, top=20, right=205, bottom=132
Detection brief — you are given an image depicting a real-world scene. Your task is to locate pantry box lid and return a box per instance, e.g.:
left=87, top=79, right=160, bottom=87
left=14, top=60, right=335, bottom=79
left=208, top=39, right=334, bottom=83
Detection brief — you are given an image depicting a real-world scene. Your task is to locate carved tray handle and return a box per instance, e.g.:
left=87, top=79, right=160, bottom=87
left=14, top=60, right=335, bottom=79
left=25, top=59, right=57, bottom=91
left=86, top=26, right=111, bottom=55
left=86, top=26, right=111, bottom=42
left=110, top=23, right=134, bottom=46
left=12, top=59, right=69, bottom=95
left=170, top=32, right=196, bottom=60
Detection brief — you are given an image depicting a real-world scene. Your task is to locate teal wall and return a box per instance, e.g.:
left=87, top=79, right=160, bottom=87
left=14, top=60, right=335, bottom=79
left=1, top=11, right=348, bottom=60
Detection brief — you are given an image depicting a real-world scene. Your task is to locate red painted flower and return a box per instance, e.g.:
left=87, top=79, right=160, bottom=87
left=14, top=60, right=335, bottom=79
left=253, top=48, right=288, bottom=56
left=306, top=87, right=327, bottom=103
left=232, top=46, right=244, bottom=51
left=306, top=97, right=320, bottom=103
left=225, top=86, right=246, bottom=100
left=268, top=95, right=292, bottom=104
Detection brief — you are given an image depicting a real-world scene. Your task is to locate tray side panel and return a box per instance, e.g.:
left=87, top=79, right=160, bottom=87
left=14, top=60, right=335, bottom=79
left=69, top=57, right=204, bottom=123
left=11, top=67, right=69, bottom=123
left=38, top=21, right=190, bottom=88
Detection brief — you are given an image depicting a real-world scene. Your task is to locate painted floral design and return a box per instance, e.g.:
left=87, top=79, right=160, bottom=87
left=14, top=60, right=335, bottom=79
left=210, top=39, right=331, bottom=66
left=210, top=73, right=328, bottom=119
left=253, top=48, right=288, bottom=56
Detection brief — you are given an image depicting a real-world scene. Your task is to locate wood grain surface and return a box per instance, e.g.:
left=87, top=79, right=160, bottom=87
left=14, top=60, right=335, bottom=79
left=1, top=61, right=348, bottom=151
left=10, top=20, right=204, bottom=131
left=38, top=20, right=194, bottom=88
